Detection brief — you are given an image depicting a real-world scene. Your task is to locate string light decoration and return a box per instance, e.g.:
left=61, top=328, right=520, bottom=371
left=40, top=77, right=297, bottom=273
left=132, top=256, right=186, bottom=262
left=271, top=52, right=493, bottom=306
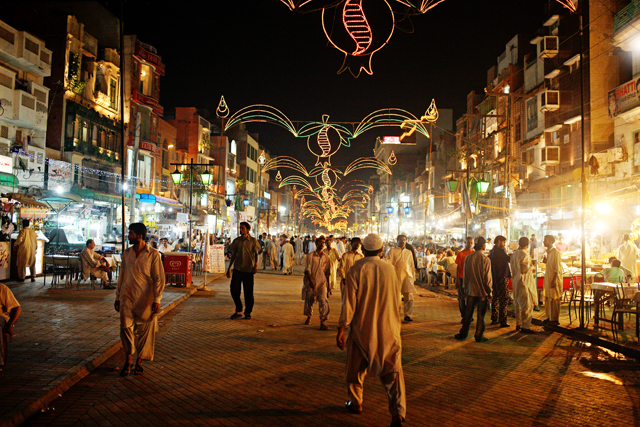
left=368, top=185, right=374, bottom=194
left=275, top=170, right=282, bottom=181
left=216, top=95, right=230, bottom=118
left=400, top=99, right=439, bottom=141
left=555, top=0, right=577, bottom=12
left=279, top=1, right=446, bottom=77
left=388, top=150, right=397, bottom=165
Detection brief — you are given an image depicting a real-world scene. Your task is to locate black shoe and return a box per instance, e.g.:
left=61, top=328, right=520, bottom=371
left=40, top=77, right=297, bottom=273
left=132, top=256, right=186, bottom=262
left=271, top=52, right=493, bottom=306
left=345, top=400, right=362, bottom=414
left=230, top=313, right=243, bottom=319
left=499, top=323, right=510, bottom=328
left=474, top=336, right=489, bottom=343
left=520, top=328, right=535, bottom=334
left=404, top=316, right=413, bottom=322
left=244, top=315, right=252, bottom=320
left=454, top=333, right=466, bottom=340
left=31, top=278, right=36, bottom=282
left=490, top=320, right=499, bottom=326
left=17, top=279, right=24, bottom=283
left=515, top=325, right=521, bottom=331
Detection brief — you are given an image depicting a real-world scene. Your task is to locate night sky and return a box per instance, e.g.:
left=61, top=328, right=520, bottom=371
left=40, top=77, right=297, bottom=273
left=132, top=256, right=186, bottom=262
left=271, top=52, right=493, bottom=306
left=123, top=0, right=545, bottom=165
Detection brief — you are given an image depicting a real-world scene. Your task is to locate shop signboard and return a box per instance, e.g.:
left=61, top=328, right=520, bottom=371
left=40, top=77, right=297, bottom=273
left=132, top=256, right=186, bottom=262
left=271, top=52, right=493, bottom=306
left=138, top=193, right=156, bottom=203
left=176, top=212, right=189, bottom=223
left=608, top=77, right=640, bottom=118
left=0, top=155, right=12, bottom=174
left=48, top=160, right=72, bottom=192
left=139, top=141, right=162, bottom=158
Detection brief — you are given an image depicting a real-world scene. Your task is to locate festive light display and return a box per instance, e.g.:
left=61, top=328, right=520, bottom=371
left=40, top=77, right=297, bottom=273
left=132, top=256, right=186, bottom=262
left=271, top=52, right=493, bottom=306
left=275, top=170, right=282, bottom=181
left=555, top=0, right=577, bottom=12
left=279, top=1, right=445, bottom=77
left=388, top=150, right=397, bottom=165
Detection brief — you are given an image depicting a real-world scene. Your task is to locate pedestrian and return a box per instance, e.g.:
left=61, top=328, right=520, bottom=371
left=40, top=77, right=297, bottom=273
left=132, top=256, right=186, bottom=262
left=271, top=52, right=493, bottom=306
left=0, top=282, right=21, bottom=374
left=268, top=235, right=279, bottom=270
left=295, top=235, right=304, bottom=265
left=488, top=235, right=511, bottom=328
left=13, top=219, right=36, bottom=282
left=324, top=235, right=341, bottom=295
left=114, top=223, right=165, bottom=376
left=337, top=233, right=405, bottom=427
left=81, top=239, right=114, bottom=289
left=338, top=237, right=363, bottom=294
left=617, top=233, right=639, bottom=281
left=337, top=236, right=346, bottom=257
left=455, top=236, right=492, bottom=343
left=454, top=237, right=474, bottom=323
left=227, top=222, right=261, bottom=320
left=303, top=236, right=331, bottom=329
left=511, top=237, right=536, bottom=334
left=257, top=234, right=265, bottom=269
left=543, top=235, right=563, bottom=326
left=530, top=234, right=538, bottom=258
left=281, top=234, right=295, bottom=275
left=387, top=235, right=418, bottom=322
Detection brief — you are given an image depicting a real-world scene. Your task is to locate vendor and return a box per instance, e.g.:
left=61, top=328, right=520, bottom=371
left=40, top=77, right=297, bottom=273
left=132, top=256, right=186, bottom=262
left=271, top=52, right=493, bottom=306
left=555, top=236, right=569, bottom=252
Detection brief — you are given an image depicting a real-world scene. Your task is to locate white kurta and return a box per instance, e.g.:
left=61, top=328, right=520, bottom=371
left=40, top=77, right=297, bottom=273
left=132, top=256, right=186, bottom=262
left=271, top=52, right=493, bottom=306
left=339, top=251, right=364, bottom=280
left=510, top=249, right=536, bottom=328
left=386, top=247, right=417, bottom=294
left=295, top=238, right=304, bottom=263
left=337, top=240, right=346, bottom=257
left=283, top=242, right=295, bottom=272
left=543, top=247, right=563, bottom=301
left=303, top=251, right=331, bottom=321
left=339, top=256, right=402, bottom=377
left=324, top=247, right=341, bottom=290
left=80, top=247, right=108, bottom=281
left=116, top=244, right=165, bottom=328
left=618, top=241, right=639, bottom=280
left=268, top=240, right=279, bottom=268
left=14, top=227, right=36, bottom=278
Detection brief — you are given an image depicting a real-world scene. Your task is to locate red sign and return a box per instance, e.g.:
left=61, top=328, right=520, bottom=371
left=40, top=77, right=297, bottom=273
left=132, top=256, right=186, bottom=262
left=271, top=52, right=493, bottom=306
left=134, top=43, right=165, bottom=75
left=382, top=136, right=401, bottom=144
left=139, top=141, right=161, bottom=158
left=163, top=253, right=192, bottom=285
left=132, top=90, right=164, bottom=116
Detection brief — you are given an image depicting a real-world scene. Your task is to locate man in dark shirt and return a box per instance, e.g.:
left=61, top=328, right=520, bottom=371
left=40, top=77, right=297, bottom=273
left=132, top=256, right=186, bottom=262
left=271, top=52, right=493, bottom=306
left=226, top=222, right=261, bottom=320
left=488, top=235, right=511, bottom=327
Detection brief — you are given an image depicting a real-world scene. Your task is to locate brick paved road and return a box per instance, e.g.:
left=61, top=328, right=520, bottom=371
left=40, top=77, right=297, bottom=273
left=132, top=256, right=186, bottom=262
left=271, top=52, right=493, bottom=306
left=23, top=272, right=640, bottom=427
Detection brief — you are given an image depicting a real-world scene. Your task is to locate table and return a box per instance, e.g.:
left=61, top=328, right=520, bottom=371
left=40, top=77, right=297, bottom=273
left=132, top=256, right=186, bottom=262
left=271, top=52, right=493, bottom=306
left=591, top=282, right=637, bottom=328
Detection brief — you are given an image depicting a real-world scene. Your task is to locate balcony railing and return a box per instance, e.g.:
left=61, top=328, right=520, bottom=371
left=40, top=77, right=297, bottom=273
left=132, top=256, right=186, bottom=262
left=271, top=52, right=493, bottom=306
left=615, top=0, right=640, bottom=33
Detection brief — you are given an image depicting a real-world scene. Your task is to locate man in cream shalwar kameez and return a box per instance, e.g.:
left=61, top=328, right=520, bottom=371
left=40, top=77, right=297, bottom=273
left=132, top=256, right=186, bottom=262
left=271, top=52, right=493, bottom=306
left=337, top=233, right=406, bottom=427
left=324, top=236, right=341, bottom=294
left=510, top=237, right=536, bottom=333
left=115, top=223, right=165, bottom=376
left=338, top=237, right=363, bottom=295
left=386, top=235, right=417, bottom=322
left=617, top=234, right=639, bottom=281
left=303, top=236, right=331, bottom=329
left=295, top=236, right=304, bottom=265
left=282, top=236, right=295, bottom=275
left=268, top=236, right=279, bottom=270
left=543, top=235, right=563, bottom=325
left=14, top=220, right=37, bottom=282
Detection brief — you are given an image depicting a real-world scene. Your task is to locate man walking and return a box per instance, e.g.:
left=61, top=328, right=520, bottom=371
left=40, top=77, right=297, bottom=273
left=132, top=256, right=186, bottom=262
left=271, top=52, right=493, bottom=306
left=387, top=235, right=418, bottom=322
left=115, top=223, right=165, bottom=376
left=543, top=235, right=563, bottom=326
left=617, top=234, right=639, bottom=281
left=295, top=235, right=304, bottom=265
left=338, top=237, right=363, bottom=295
left=0, top=282, right=21, bottom=374
left=337, top=233, right=405, bottom=427
left=81, top=239, right=113, bottom=289
left=268, top=235, right=279, bottom=270
left=227, top=222, right=261, bottom=320
left=488, top=235, right=511, bottom=327
left=324, top=235, right=341, bottom=294
left=303, top=236, right=331, bottom=329
left=14, top=219, right=36, bottom=282
left=511, top=237, right=536, bottom=334
left=454, top=237, right=474, bottom=322
left=455, top=237, right=492, bottom=343
left=281, top=235, right=295, bottom=275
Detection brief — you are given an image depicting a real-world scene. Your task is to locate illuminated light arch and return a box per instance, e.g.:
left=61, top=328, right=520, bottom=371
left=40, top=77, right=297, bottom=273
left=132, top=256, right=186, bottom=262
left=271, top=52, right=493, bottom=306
left=276, top=170, right=282, bottom=181
left=555, top=0, right=577, bottom=12
left=261, top=156, right=309, bottom=176
left=344, top=157, right=392, bottom=176
left=388, top=150, right=397, bottom=165
left=279, top=175, right=315, bottom=192
left=216, top=96, right=229, bottom=118
left=222, top=102, right=298, bottom=135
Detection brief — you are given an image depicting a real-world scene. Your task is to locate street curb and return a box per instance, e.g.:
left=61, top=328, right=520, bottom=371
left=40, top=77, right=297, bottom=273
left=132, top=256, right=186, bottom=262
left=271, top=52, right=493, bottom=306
left=2, top=274, right=225, bottom=427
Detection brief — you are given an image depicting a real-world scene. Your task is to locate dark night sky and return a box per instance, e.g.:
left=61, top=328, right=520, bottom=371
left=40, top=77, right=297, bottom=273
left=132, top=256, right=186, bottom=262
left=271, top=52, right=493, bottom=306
left=123, top=0, right=545, bottom=164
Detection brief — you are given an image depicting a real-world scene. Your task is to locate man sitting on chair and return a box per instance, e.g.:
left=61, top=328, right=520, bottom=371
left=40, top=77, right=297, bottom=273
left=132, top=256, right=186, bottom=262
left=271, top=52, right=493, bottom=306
left=81, top=239, right=113, bottom=289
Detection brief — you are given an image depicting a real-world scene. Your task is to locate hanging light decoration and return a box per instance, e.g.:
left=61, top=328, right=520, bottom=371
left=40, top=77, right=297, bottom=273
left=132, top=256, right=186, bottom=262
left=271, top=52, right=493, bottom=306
left=477, top=180, right=490, bottom=195
left=446, top=179, right=459, bottom=193
left=276, top=170, right=282, bottom=181
left=388, top=150, right=397, bottom=165
left=171, top=167, right=183, bottom=186
left=387, top=206, right=394, bottom=214
left=200, top=168, right=213, bottom=186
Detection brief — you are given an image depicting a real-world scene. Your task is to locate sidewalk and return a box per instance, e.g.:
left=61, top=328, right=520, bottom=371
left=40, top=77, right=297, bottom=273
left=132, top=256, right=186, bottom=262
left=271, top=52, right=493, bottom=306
left=0, top=273, right=222, bottom=427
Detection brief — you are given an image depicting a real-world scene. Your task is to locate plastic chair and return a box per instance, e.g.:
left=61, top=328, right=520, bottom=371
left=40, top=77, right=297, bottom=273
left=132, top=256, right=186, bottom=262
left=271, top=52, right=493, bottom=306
left=568, top=275, right=594, bottom=325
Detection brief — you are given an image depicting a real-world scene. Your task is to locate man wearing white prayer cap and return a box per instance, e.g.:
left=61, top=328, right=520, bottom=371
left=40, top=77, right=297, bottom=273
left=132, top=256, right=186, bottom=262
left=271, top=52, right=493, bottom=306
left=337, top=233, right=406, bottom=427
left=386, top=234, right=418, bottom=322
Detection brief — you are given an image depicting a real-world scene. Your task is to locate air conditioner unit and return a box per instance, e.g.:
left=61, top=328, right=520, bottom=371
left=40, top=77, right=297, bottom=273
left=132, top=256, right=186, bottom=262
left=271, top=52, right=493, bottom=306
left=541, top=146, right=560, bottom=165
left=521, top=150, right=533, bottom=166
left=540, top=36, right=559, bottom=58
left=607, top=147, right=624, bottom=163
left=541, top=90, right=560, bottom=112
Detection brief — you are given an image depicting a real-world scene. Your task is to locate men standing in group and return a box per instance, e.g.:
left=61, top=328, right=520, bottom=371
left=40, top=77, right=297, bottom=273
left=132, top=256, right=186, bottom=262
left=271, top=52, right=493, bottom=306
left=488, top=235, right=511, bottom=328
left=387, top=235, right=418, bottom=322
left=303, top=236, right=331, bottom=329
left=455, top=237, right=492, bottom=342
left=337, top=234, right=406, bottom=427
left=81, top=239, right=114, bottom=289
left=295, top=235, right=304, bottom=265
left=454, top=237, right=474, bottom=322
left=14, top=219, right=36, bottom=282
left=511, top=237, right=536, bottom=334
left=227, top=222, right=261, bottom=320
left=114, top=223, right=165, bottom=376
left=281, top=235, right=295, bottom=275
left=324, top=235, right=341, bottom=294
left=543, top=235, right=563, bottom=326
left=617, top=234, right=639, bottom=281
left=338, top=237, right=363, bottom=295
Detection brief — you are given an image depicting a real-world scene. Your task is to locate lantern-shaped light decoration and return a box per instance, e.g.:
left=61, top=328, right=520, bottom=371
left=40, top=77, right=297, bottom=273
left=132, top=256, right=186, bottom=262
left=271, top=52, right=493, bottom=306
left=404, top=207, right=411, bottom=215
left=446, top=179, right=459, bottom=193
left=171, top=167, right=183, bottom=186
left=387, top=206, right=393, bottom=214
left=243, top=198, right=250, bottom=207
left=384, top=216, right=388, bottom=222
left=276, top=171, right=282, bottom=182
left=477, top=180, right=490, bottom=195
left=258, top=150, right=266, bottom=165
left=200, top=168, right=213, bottom=185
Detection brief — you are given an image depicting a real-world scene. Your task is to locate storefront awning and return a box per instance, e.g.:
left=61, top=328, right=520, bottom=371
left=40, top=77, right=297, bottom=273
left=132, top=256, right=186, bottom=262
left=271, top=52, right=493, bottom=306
left=95, top=191, right=127, bottom=205
left=155, top=195, right=183, bottom=208
left=39, top=191, right=83, bottom=205
left=0, top=172, right=18, bottom=186
left=70, top=187, right=95, bottom=200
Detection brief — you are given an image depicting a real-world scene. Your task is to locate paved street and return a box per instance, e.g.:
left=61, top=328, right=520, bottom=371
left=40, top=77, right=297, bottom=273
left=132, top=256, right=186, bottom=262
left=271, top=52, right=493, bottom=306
left=19, top=269, right=640, bottom=427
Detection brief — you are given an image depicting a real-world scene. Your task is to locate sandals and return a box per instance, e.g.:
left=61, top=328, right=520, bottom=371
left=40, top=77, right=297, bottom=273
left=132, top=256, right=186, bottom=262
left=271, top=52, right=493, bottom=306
left=134, top=365, right=144, bottom=375
left=120, top=363, right=132, bottom=377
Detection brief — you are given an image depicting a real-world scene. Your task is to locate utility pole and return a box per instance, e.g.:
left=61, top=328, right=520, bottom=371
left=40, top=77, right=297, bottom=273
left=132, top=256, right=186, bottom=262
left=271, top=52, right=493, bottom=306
left=129, top=111, right=140, bottom=224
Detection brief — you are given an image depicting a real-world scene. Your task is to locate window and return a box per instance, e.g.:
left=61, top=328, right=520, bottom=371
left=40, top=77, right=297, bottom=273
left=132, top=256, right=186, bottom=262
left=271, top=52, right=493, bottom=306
left=33, top=88, right=47, bottom=104
left=526, top=98, right=538, bottom=132
left=100, top=130, right=106, bottom=147
left=109, top=78, right=117, bottom=109
left=24, top=38, right=39, bottom=55
left=139, top=63, right=152, bottom=96
left=162, top=143, right=169, bottom=169
left=0, top=26, right=14, bottom=44
left=228, top=153, right=236, bottom=171
left=0, top=126, right=7, bottom=139
left=139, top=108, right=151, bottom=140
left=230, top=140, right=237, bottom=155
left=21, top=95, right=35, bottom=110
left=81, top=122, right=88, bottom=142
left=40, top=50, right=50, bottom=65
left=0, top=73, right=11, bottom=89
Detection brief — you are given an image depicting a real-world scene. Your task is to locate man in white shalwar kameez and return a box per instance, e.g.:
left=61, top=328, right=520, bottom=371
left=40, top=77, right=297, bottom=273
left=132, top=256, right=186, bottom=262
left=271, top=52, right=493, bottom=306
left=268, top=236, right=279, bottom=270
left=115, top=223, right=165, bottom=376
left=282, top=235, right=295, bottom=275
left=338, top=237, right=363, bottom=295
left=324, top=235, right=341, bottom=294
left=386, top=235, right=418, bottom=322
left=337, top=233, right=406, bottom=427
left=617, top=234, right=639, bottom=281
left=510, top=237, right=536, bottom=334
left=303, top=236, right=331, bottom=329
left=295, top=236, right=304, bottom=265
left=337, top=237, right=346, bottom=257
left=14, top=219, right=37, bottom=282
left=543, top=235, right=563, bottom=326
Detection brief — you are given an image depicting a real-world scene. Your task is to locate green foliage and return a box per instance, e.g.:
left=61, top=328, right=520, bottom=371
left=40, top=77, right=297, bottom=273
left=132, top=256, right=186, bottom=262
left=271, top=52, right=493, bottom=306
left=68, top=53, right=88, bottom=95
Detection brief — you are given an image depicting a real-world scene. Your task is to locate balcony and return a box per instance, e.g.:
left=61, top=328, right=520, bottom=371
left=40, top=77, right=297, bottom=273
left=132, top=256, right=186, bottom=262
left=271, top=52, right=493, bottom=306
left=614, top=0, right=640, bottom=50
left=1, top=81, right=48, bottom=131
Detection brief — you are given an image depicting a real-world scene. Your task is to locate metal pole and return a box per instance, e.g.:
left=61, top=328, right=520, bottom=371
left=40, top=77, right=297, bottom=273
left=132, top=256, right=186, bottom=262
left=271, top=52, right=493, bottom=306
left=119, top=0, right=126, bottom=250
left=189, top=158, right=193, bottom=253
left=578, top=12, right=587, bottom=329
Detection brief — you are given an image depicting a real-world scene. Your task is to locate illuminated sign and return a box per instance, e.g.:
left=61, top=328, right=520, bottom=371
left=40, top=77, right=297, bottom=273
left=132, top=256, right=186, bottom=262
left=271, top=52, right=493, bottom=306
left=264, top=191, right=271, bottom=200
left=0, top=155, right=12, bottom=174
left=137, top=193, right=156, bottom=203
left=382, top=136, right=401, bottom=144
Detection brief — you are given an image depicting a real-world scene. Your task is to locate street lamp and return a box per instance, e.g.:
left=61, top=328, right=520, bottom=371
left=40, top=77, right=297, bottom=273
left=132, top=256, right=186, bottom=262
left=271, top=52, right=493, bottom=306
left=200, top=168, right=213, bottom=186
left=171, top=167, right=183, bottom=186
left=387, top=206, right=394, bottom=214
left=404, top=206, right=411, bottom=215
left=446, top=179, right=459, bottom=193
left=476, top=180, right=490, bottom=195
left=243, top=198, right=250, bottom=207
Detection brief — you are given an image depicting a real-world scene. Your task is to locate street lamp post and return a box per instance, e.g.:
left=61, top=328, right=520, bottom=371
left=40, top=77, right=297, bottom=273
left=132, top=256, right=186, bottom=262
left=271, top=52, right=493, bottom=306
left=171, top=158, right=214, bottom=253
